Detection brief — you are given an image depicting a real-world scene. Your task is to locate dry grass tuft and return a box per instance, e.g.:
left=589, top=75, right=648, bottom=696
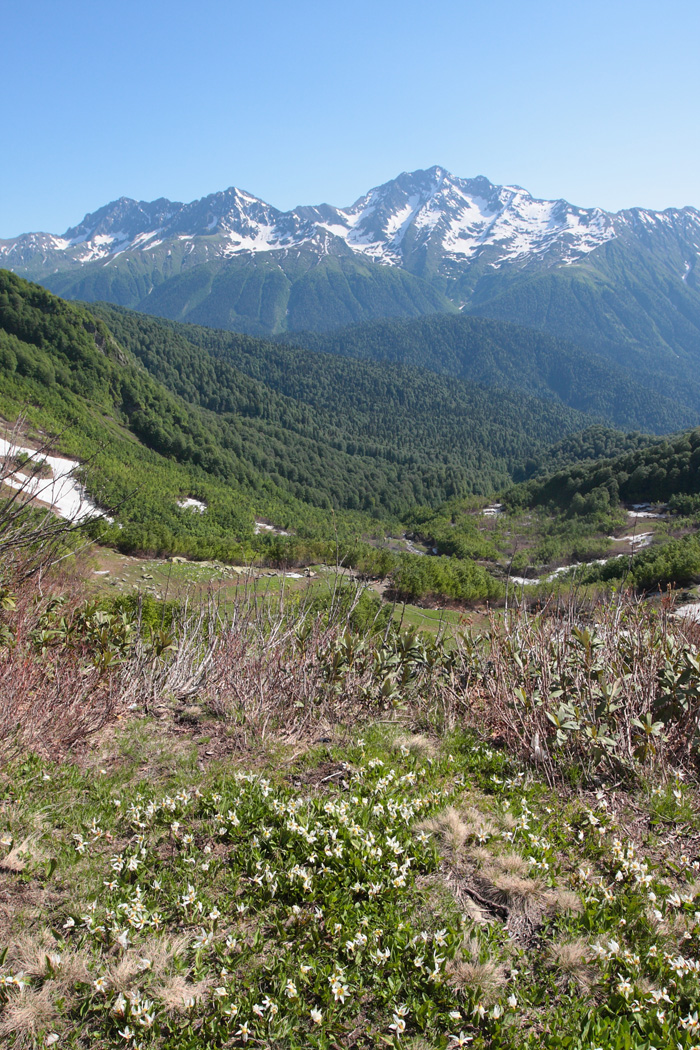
left=470, top=845, right=493, bottom=866
left=551, top=887, right=584, bottom=915
left=421, top=807, right=470, bottom=856
left=6, top=929, right=91, bottom=1002
left=421, top=805, right=497, bottom=859
left=156, top=975, right=211, bottom=1013
left=446, top=959, right=506, bottom=1001
left=105, top=954, right=148, bottom=994
left=0, top=837, right=42, bottom=874
left=7, top=928, right=58, bottom=977
left=492, top=851, right=531, bottom=878
left=473, top=850, right=583, bottom=924
left=491, top=872, right=546, bottom=910
left=549, top=937, right=595, bottom=991
left=0, top=983, right=59, bottom=1041
left=136, top=933, right=190, bottom=981
left=103, top=935, right=191, bottom=993
left=391, top=732, right=437, bottom=760
left=477, top=850, right=546, bottom=912
left=446, top=938, right=506, bottom=1001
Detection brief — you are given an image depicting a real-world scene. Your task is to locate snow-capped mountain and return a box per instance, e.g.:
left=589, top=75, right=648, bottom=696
left=0, top=166, right=630, bottom=275
left=2, top=167, right=700, bottom=353
left=300, top=168, right=620, bottom=270
left=0, top=189, right=317, bottom=271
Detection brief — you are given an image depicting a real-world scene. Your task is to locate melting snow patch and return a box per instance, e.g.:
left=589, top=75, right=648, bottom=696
left=510, top=552, right=632, bottom=589
left=177, top=497, right=207, bottom=513
left=609, top=532, right=653, bottom=547
left=628, top=532, right=653, bottom=547
left=254, top=521, right=290, bottom=536
left=545, top=556, right=621, bottom=580
left=0, top=437, right=111, bottom=522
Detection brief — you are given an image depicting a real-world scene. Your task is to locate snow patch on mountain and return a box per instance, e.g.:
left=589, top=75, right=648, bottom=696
left=305, top=170, right=618, bottom=268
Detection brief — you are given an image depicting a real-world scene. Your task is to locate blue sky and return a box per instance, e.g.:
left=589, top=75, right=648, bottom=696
left=2, top=0, right=699, bottom=236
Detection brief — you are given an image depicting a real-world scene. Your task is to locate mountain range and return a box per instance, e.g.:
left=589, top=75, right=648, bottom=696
left=3, top=167, right=700, bottom=370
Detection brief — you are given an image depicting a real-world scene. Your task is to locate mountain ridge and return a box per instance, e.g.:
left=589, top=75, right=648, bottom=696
left=8, top=166, right=696, bottom=278
left=3, top=167, right=700, bottom=352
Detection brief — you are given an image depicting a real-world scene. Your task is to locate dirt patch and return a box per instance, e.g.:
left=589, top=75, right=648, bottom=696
left=0, top=874, right=59, bottom=942
left=289, top=760, right=352, bottom=791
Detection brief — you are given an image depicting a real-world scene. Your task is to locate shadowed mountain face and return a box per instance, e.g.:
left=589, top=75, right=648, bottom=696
left=2, top=167, right=700, bottom=356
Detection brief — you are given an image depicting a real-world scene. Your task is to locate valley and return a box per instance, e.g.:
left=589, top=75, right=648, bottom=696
left=5, top=265, right=700, bottom=613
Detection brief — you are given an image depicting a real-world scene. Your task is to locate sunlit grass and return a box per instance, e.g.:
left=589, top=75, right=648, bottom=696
left=3, top=725, right=700, bottom=1048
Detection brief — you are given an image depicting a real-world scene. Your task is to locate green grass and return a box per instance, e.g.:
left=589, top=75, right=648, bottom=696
left=392, top=604, right=467, bottom=635
left=3, top=719, right=700, bottom=1049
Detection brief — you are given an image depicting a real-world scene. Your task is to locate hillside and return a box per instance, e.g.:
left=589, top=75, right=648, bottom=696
left=506, top=427, right=700, bottom=512
left=511, top=425, right=659, bottom=482
left=55, top=250, right=456, bottom=338
left=278, top=314, right=699, bottom=434
left=84, top=301, right=603, bottom=507
left=467, top=216, right=700, bottom=375
left=0, top=273, right=603, bottom=563
left=0, top=271, right=328, bottom=560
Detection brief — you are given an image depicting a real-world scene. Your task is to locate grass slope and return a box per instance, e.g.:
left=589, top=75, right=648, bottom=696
left=466, top=238, right=700, bottom=386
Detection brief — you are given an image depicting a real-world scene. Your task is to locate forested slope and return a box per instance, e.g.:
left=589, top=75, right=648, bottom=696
left=505, top=427, right=700, bottom=513
left=89, top=302, right=597, bottom=507
left=277, top=313, right=700, bottom=434
left=0, top=273, right=605, bottom=563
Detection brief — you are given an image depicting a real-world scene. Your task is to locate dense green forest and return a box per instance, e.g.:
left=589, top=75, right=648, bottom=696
left=0, top=271, right=384, bottom=561
left=505, top=428, right=700, bottom=515
left=277, top=313, right=700, bottom=434
left=89, top=302, right=598, bottom=505
left=0, top=275, right=512, bottom=601
left=511, top=424, right=659, bottom=482
left=7, top=272, right=700, bottom=602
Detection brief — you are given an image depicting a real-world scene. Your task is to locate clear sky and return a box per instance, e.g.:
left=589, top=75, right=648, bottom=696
left=3, top=0, right=699, bottom=237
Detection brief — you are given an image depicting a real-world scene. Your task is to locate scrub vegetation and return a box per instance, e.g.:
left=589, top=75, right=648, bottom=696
left=4, top=496, right=700, bottom=1047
